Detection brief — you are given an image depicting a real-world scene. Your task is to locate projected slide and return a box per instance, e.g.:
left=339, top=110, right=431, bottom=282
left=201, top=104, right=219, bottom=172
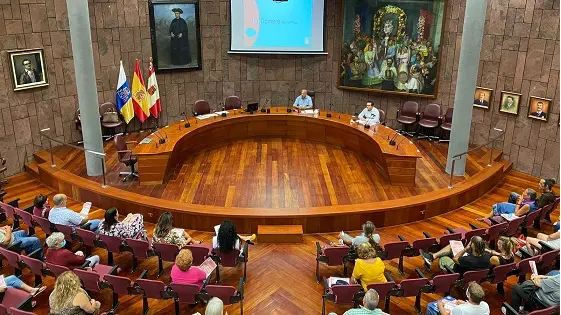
left=230, top=0, right=325, bottom=53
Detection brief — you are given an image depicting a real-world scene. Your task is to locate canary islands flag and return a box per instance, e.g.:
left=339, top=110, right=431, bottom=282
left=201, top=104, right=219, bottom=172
left=115, top=61, right=134, bottom=124
left=131, top=59, right=151, bottom=123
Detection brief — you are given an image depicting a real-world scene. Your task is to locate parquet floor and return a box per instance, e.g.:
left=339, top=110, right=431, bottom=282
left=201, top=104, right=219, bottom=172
left=46, top=134, right=488, bottom=208
left=2, top=170, right=558, bottom=315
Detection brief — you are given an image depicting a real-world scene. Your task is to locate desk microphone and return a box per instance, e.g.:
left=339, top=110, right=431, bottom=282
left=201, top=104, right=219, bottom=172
left=364, top=116, right=374, bottom=129
left=219, top=103, right=226, bottom=117
left=266, top=99, right=271, bottom=113
left=152, top=130, right=165, bottom=145
left=389, top=129, right=400, bottom=146
left=287, top=97, right=292, bottom=113
left=161, top=128, right=168, bottom=142
left=181, top=112, right=191, bottom=128
left=327, top=103, right=332, bottom=118
left=396, top=136, right=408, bottom=150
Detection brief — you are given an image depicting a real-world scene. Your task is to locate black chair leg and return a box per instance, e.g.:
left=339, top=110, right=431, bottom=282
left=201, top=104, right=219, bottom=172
left=158, top=257, right=164, bottom=278
left=142, top=296, right=149, bottom=315
left=107, top=252, right=114, bottom=266
left=112, top=292, right=120, bottom=310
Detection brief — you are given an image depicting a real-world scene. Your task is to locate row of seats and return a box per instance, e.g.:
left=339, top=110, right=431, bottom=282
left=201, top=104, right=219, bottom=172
left=396, top=101, right=453, bottom=141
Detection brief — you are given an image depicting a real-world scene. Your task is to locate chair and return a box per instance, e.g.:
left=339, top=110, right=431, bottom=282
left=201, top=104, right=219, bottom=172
left=315, top=242, right=351, bottom=282
left=32, top=215, right=54, bottom=236
left=321, top=279, right=362, bottom=315
left=168, top=283, right=202, bottom=314
left=482, top=221, right=508, bottom=249
left=13, top=209, right=34, bottom=236
left=193, top=100, right=211, bottom=116
left=396, top=101, right=419, bottom=136
left=0, top=202, right=19, bottom=230
left=521, top=208, right=542, bottom=236
left=125, top=238, right=155, bottom=271
left=450, top=226, right=487, bottom=246
left=99, top=102, right=124, bottom=141
left=417, top=104, right=441, bottom=140
left=538, top=248, right=560, bottom=274
left=502, top=302, right=558, bottom=315
left=153, top=242, right=180, bottom=277
left=135, top=272, right=174, bottom=315
left=212, top=243, right=249, bottom=283
left=378, top=240, right=409, bottom=275
left=307, top=90, right=315, bottom=108
left=183, top=244, right=210, bottom=266
left=438, top=107, right=453, bottom=142
left=0, top=246, right=24, bottom=277
left=388, top=277, right=429, bottom=313
left=114, top=134, right=138, bottom=182
left=501, top=216, right=526, bottom=237
left=73, top=264, right=119, bottom=293
left=488, top=262, right=516, bottom=295
left=46, top=262, right=71, bottom=277
left=104, top=273, right=143, bottom=311
left=460, top=269, right=489, bottom=286
left=76, top=228, right=99, bottom=257
left=0, top=289, right=33, bottom=315
left=20, top=251, right=45, bottom=287
left=516, top=256, right=540, bottom=283
left=9, top=308, right=35, bottom=315
left=223, top=96, right=242, bottom=110
left=205, top=278, right=244, bottom=315
left=378, top=109, right=387, bottom=125
left=400, top=235, right=437, bottom=273
left=417, top=268, right=459, bottom=296
left=365, top=273, right=397, bottom=314
left=54, top=224, right=76, bottom=242
left=98, top=234, right=128, bottom=266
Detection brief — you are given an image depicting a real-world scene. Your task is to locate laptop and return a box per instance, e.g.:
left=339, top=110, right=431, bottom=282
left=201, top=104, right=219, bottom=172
left=246, top=102, right=259, bottom=112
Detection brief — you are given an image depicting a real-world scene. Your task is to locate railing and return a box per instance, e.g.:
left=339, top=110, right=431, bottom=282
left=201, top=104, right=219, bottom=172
left=39, top=128, right=107, bottom=188
left=448, top=127, right=505, bottom=189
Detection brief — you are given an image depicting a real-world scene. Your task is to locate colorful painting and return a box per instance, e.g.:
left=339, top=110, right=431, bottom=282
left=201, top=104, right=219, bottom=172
left=338, top=0, right=445, bottom=98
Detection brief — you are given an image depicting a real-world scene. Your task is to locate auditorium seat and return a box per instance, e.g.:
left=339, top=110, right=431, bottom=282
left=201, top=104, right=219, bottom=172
left=9, top=308, right=35, bottom=315
left=447, top=226, right=486, bottom=246
left=193, top=100, right=212, bottom=116
left=516, top=255, right=540, bottom=283
left=0, top=289, right=32, bottom=315
left=114, top=135, right=138, bottom=182
left=98, top=234, right=129, bottom=266
left=223, top=96, right=242, bottom=110
left=522, top=208, right=542, bottom=236
left=104, top=273, right=142, bottom=311
left=481, top=221, right=508, bottom=249
left=13, top=209, right=34, bottom=236
left=439, top=107, right=453, bottom=142
left=54, top=223, right=76, bottom=243
left=396, top=101, right=419, bottom=136
left=73, top=264, right=119, bottom=293
left=502, top=302, right=557, bottom=315
left=487, top=262, right=517, bottom=295
left=125, top=238, right=155, bottom=271
left=20, top=252, right=45, bottom=287
left=183, top=244, right=211, bottom=266
left=46, top=262, right=71, bottom=277
left=0, top=244, right=25, bottom=277
left=212, top=242, right=249, bottom=283
left=378, top=239, right=408, bottom=275
left=315, top=242, right=351, bottom=283
left=417, top=103, right=441, bottom=140
left=456, top=269, right=489, bottom=287
left=76, top=227, right=99, bottom=257
left=0, top=201, right=19, bottom=230
left=32, top=215, right=54, bottom=237
left=99, top=102, right=124, bottom=141
left=321, top=279, right=362, bottom=315
left=387, top=276, right=428, bottom=314
left=135, top=271, right=175, bottom=315
left=363, top=272, right=396, bottom=314
left=153, top=242, right=180, bottom=277
left=204, top=278, right=244, bottom=315
left=416, top=268, right=459, bottom=297
left=168, top=283, right=203, bottom=313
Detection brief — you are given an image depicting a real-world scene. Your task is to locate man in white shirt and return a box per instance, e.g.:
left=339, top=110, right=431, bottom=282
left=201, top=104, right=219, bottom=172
left=437, top=282, right=490, bottom=315
left=358, top=102, right=380, bottom=125
left=48, top=194, right=101, bottom=233
left=293, top=89, right=313, bottom=109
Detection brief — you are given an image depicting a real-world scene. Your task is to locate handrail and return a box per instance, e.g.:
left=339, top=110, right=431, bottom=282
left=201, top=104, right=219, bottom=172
left=449, top=127, right=505, bottom=189
left=39, top=128, right=107, bottom=188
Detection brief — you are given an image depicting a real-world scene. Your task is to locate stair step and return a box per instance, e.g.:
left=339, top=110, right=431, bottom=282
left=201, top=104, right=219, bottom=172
left=477, top=149, right=503, bottom=165
left=33, top=151, right=65, bottom=167
left=24, top=162, right=39, bottom=178
left=258, top=225, right=303, bottom=243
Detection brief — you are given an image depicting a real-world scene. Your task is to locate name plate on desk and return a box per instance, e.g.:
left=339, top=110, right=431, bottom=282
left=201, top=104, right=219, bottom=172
left=139, top=138, right=152, bottom=144
left=196, top=113, right=218, bottom=120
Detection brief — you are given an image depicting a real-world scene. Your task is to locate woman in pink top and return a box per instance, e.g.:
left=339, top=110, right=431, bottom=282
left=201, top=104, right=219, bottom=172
left=171, top=249, right=207, bottom=289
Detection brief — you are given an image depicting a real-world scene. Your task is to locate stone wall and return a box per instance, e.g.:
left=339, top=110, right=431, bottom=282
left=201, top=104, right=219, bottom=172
left=0, top=0, right=558, bottom=180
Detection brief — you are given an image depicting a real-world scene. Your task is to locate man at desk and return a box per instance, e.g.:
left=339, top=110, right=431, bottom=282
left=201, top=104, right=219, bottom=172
left=293, top=89, right=313, bottom=109
left=358, top=102, right=380, bottom=125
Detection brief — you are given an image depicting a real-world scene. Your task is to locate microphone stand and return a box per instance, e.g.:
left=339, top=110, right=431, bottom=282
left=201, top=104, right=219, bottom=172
left=220, top=102, right=226, bottom=117
left=327, top=103, right=332, bottom=118
left=396, top=135, right=408, bottom=150
left=364, top=116, right=373, bottom=129
left=287, top=97, right=292, bottom=113
left=389, top=129, right=399, bottom=146
left=181, top=112, right=190, bottom=128
left=266, top=99, right=270, bottom=113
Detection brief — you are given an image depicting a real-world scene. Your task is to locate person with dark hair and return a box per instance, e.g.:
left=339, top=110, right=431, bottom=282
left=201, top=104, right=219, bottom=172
left=339, top=221, right=381, bottom=248
left=33, top=194, right=51, bottom=218
left=212, top=220, right=255, bottom=253
left=507, top=178, right=556, bottom=208
left=357, top=102, right=380, bottom=125
left=420, top=236, right=490, bottom=274
left=503, top=270, right=559, bottom=314
left=478, top=188, right=538, bottom=222
left=98, top=207, right=145, bottom=239
left=153, top=212, right=200, bottom=247
left=169, top=8, right=191, bottom=65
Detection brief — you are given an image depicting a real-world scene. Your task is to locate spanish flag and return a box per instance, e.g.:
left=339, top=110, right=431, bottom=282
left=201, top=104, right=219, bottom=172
left=115, top=61, right=134, bottom=124
left=131, top=59, right=150, bottom=123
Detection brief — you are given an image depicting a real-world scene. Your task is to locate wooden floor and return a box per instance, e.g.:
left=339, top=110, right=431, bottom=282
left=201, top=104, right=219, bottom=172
left=2, top=171, right=558, bottom=315
left=42, top=133, right=488, bottom=208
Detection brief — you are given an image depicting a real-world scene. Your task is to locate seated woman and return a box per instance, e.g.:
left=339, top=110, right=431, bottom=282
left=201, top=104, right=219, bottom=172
left=153, top=212, right=201, bottom=247
left=0, top=224, right=43, bottom=257
left=524, top=231, right=560, bottom=256
left=46, top=232, right=100, bottom=269
left=212, top=220, right=256, bottom=253
left=98, top=207, right=146, bottom=239
left=32, top=194, right=51, bottom=218
left=351, top=242, right=387, bottom=291
left=2, top=274, right=46, bottom=296
left=171, top=249, right=207, bottom=289
left=487, top=236, right=517, bottom=266
left=478, top=189, right=537, bottom=223
left=338, top=221, right=380, bottom=248
left=420, top=236, right=491, bottom=274
left=508, top=178, right=556, bottom=206
left=49, top=271, right=101, bottom=315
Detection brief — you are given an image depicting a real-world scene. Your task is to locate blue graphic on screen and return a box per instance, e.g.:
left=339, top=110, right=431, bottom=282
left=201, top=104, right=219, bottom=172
left=245, top=0, right=313, bottom=48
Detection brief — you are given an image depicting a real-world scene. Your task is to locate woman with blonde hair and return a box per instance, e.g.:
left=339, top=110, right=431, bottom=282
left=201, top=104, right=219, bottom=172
left=487, top=236, right=517, bottom=266
left=351, top=242, right=387, bottom=290
left=49, top=271, right=101, bottom=315
left=171, top=249, right=207, bottom=289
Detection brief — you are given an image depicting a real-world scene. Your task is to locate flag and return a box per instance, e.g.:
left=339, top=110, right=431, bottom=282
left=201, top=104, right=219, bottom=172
left=131, top=59, right=151, bottom=123
left=115, top=61, right=134, bottom=124
left=147, top=57, right=161, bottom=118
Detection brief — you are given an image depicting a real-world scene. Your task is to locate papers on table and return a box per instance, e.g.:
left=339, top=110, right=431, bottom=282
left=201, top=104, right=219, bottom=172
left=327, top=277, right=350, bottom=287
left=196, top=113, right=218, bottom=120
left=171, top=228, right=184, bottom=238
left=301, top=109, right=315, bottom=114
left=529, top=261, right=538, bottom=275
left=139, top=137, right=152, bottom=144
left=199, top=257, right=217, bottom=278
left=214, top=110, right=228, bottom=115
left=80, top=202, right=92, bottom=216
left=450, top=240, right=467, bottom=257
left=501, top=213, right=520, bottom=221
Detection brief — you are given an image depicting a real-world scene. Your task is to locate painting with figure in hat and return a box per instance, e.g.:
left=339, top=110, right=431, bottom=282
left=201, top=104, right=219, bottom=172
left=149, top=0, right=202, bottom=72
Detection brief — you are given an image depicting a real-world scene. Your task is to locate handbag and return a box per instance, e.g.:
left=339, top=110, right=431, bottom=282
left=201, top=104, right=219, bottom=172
left=102, top=109, right=119, bottom=123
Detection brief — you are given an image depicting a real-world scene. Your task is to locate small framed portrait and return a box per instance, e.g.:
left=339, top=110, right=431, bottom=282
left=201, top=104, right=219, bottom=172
left=499, top=91, right=522, bottom=115
left=527, top=96, right=552, bottom=122
left=8, top=48, right=48, bottom=91
left=473, top=87, right=493, bottom=109
left=149, top=0, right=202, bottom=72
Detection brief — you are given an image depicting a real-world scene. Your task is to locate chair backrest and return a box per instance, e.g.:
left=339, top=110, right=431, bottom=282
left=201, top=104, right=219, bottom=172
left=382, top=241, right=409, bottom=260
left=439, top=233, right=462, bottom=247
left=463, top=229, right=487, bottom=245
left=0, top=288, right=30, bottom=311
left=194, top=100, right=211, bottom=115
left=205, top=285, right=237, bottom=305
left=307, top=90, right=315, bottom=107
left=331, top=284, right=362, bottom=304
left=527, top=305, right=558, bottom=315
left=412, top=237, right=436, bottom=252
left=378, top=109, right=386, bottom=124
left=444, top=108, right=453, bottom=123
left=76, top=228, right=97, bottom=248
left=73, top=268, right=102, bottom=292
left=401, top=101, right=419, bottom=118
left=13, top=209, right=33, bottom=228
left=183, top=245, right=210, bottom=266
left=485, top=222, right=508, bottom=241
left=539, top=249, right=560, bottom=268
left=224, top=96, right=242, bottom=110
left=114, top=134, right=128, bottom=162
left=136, top=278, right=166, bottom=299
left=462, top=269, right=489, bottom=284
left=0, top=202, right=16, bottom=220
left=54, top=224, right=74, bottom=242
left=169, top=283, right=200, bottom=304
left=423, top=104, right=441, bottom=121
left=46, top=262, right=70, bottom=277
left=126, top=238, right=151, bottom=259
left=99, top=234, right=124, bottom=253
left=323, top=246, right=351, bottom=266
left=33, top=215, right=53, bottom=235
left=524, top=209, right=542, bottom=229
left=105, top=274, right=133, bottom=295
left=366, top=281, right=396, bottom=300
left=215, top=248, right=241, bottom=267
left=399, top=278, right=428, bottom=297
left=9, top=307, right=35, bottom=315
left=431, top=273, right=460, bottom=293
left=20, top=254, right=45, bottom=276
left=99, top=102, right=117, bottom=117
left=517, top=256, right=540, bottom=276
left=504, top=216, right=526, bottom=237
left=490, top=262, right=516, bottom=284
left=0, top=247, right=21, bottom=269
left=153, top=242, right=180, bottom=262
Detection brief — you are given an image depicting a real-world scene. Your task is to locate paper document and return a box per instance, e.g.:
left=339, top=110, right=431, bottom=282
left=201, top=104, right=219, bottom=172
left=196, top=113, right=218, bottom=120
left=214, top=110, right=228, bottom=115
left=449, top=240, right=467, bottom=257
left=328, top=277, right=350, bottom=287
left=80, top=202, right=92, bottom=216
left=301, top=109, right=315, bottom=114
left=529, top=261, right=538, bottom=275
left=214, top=225, right=220, bottom=235
left=171, top=228, right=184, bottom=238
left=0, top=275, right=6, bottom=289
left=199, top=257, right=217, bottom=278
left=501, top=213, right=520, bottom=221
left=139, top=138, right=152, bottom=144
left=442, top=299, right=458, bottom=311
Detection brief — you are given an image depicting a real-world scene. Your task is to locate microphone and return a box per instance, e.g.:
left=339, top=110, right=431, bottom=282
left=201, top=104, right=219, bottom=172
left=220, top=102, right=226, bottom=117
left=287, top=97, right=292, bottom=113
left=396, top=136, right=408, bottom=150
left=389, top=128, right=400, bottom=146
left=181, top=112, right=191, bottom=128
left=364, top=116, right=374, bottom=129
left=266, top=99, right=270, bottom=113
left=161, top=127, right=168, bottom=142
left=327, top=103, right=332, bottom=118
left=152, top=129, right=165, bottom=145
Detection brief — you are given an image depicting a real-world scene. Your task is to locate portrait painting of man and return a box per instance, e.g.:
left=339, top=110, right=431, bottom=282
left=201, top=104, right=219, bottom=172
left=473, top=87, right=492, bottom=109
left=499, top=91, right=522, bottom=115
left=8, top=48, right=48, bottom=91
left=527, top=96, right=552, bottom=122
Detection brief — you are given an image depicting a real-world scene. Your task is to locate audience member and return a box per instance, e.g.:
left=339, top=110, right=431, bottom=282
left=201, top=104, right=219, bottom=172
left=99, top=207, right=146, bottom=239
left=478, top=189, right=537, bottom=222
left=2, top=274, right=45, bottom=296
left=49, top=271, right=101, bottom=315
left=420, top=236, right=490, bottom=274
left=213, top=220, right=255, bottom=253
left=554, top=221, right=560, bottom=233
left=434, top=282, right=490, bottom=315
left=171, top=249, right=207, bottom=289
left=48, top=194, right=101, bottom=233
left=0, top=224, right=43, bottom=257
left=536, top=179, right=556, bottom=209
left=503, top=270, right=560, bottom=314
left=46, top=232, right=100, bottom=269
left=523, top=230, right=560, bottom=256
left=487, top=236, right=517, bottom=266
left=193, top=297, right=227, bottom=315
left=338, top=221, right=381, bottom=248
left=153, top=212, right=201, bottom=247
left=33, top=194, right=51, bottom=218
left=351, top=242, right=386, bottom=291
left=343, top=289, right=386, bottom=315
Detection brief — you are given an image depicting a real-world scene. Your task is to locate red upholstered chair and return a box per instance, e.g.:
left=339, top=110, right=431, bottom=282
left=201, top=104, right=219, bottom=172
left=0, top=202, right=19, bottom=230
left=0, top=289, right=32, bottom=315
left=73, top=264, right=119, bottom=293
left=99, top=102, right=124, bottom=141
left=460, top=269, right=489, bottom=287
left=98, top=234, right=128, bottom=266
left=54, top=224, right=75, bottom=243
left=516, top=256, right=540, bottom=283
left=135, top=273, right=174, bottom=315
left=183, top=244, right=210, bottom=266
left=224, top=96, right=242, bottom=110
left=104, top=273, right=141, bottom=311
left=365, top=272, right=397, bottom=314
left=439, top=107, right=453, bottom=142
left=321, top=279, right=362, bottom=315
left=114, top=134, right=138, bottom=182
left=20, top=254, right=45, bottom=287
left=417, top=268, right=459, bottom=297
left=450, top=226, right=487, bottom=246
left=9, top=308, right=35, bottom=315
left=212, top=242, right=249, bottom=283
left=502, top=302, right=558, bottom=315
left=496, top=216, right=526, bottom=237
left=193, top=100, right=211, bottom=116
left=488, top=262, right=517, bottom=295
left=205, top=278, right=244, bottom=315
left=483, top=221, right=508, bottom=249
left=538, top=249, right=560, bottom=274
left=32, top=215, right=54, bottom=236
left=378, top=240, right=409, bottom=275
left=75, top=228, right=99, bottom=257
left=396, top=101, right=419, bottom=136
left=168, top=283, right=202, bottom=313
left=378, top=109, right=387, bottom=125
left=125, top=238, right=155, bottom=271
left=153, top=242, right=180, bottom=277
left=521, top=208, right=542, bottom=236
left=46, top=262, right=71, bottom=277
left=315, top=242, right=351, bottom=282
left=388, top=277, right=429, bottom=313
left=13, top=209, right=34, bottom=236
left=417, top=103, right=441, bottom=140
left=400, top=235, right=437, bottom=273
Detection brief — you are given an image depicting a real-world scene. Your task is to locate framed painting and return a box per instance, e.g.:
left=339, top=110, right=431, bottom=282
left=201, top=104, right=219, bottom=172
left=527, top=96, right=552, bottom=122
left=498, top=91, right=522, bottom=115
left=338, top=0, right=446, bottom=98
left=8, top=48, right=48, bottom=91
left=473, top=87, right=493, bottom=109
left=149, top=0, right=202, bottom=72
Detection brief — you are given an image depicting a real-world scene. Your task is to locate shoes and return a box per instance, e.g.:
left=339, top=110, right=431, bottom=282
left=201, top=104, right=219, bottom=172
left=501, top=306, right=506, bottom=315
left=419, top=249, right=434, bottom=265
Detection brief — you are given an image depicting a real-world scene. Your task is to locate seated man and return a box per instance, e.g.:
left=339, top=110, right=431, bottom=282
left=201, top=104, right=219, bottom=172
left=293, top=89, right=313, bottom=110
left=0, top=224, right=43, bottom=258
left=503, top=270, right=559, bottom=314
left=420, top=236, right=490, bottom=274
left=427, top=282, right=490, bottom=315
left=342, top=289, right=387, bottom=315
left=478, top=189, right=537, bottom=223
left=357, top=101, right=380, bottom=125
left=48, top=194, right=101, bottom=233
left=508, top=178, right=555, bottom=207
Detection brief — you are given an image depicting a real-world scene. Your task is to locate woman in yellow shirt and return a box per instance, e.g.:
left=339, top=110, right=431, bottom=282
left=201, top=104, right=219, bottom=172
left=352, top=242, right=387, bottom=290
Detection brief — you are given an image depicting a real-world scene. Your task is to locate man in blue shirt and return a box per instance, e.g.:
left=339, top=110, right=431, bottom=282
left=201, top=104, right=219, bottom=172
left=293, top=89, right=313, bottom=109
left=48, top=194, right=101, bottom=233
left=358, top=102, right=380, bottom=125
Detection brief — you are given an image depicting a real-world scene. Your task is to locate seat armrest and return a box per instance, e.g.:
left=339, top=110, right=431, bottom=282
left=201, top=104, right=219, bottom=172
left=502, top=302, right=518, bottom=315
left=397, top=235, right=406, bottom=242
left=29, top=248, right=42, bottom=260
left=444, top=264, right=455, bottom=274
left=139, top=269, right=148, bottom=279
left=446, top=227, right=456, bottom=233
left=489, top=217, right=500, bottom=225
left=384, top=271, right=394, bottom=282
left=80, top=260, right=91, bottom=269
left=16, top=295, right=34, bottom=312
left=237, top=277, right=244, bottom=298
left=316, top=241, right=322, bottom=257
left=519, top=247, right=533, bottom=259
left=415, top=268, right=426, bottom=278
left=7, top=240, right=22, bottom=253
left=7, top=198, right=20, bottom=208
left=23, top=205, right=34, bottom=214
left=469, top=223, right=479, bottom=230
left=108, top=264, right=120, bottom=275
left=423, top=232, right=431, bottom=238
left=80, top=222, right=91, bottom=231
left=538, top=241, right=555, bottom=253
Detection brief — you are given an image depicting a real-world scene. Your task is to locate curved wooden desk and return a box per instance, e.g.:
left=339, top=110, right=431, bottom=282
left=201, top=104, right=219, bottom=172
left=132, top=108, right=422, bottom=186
